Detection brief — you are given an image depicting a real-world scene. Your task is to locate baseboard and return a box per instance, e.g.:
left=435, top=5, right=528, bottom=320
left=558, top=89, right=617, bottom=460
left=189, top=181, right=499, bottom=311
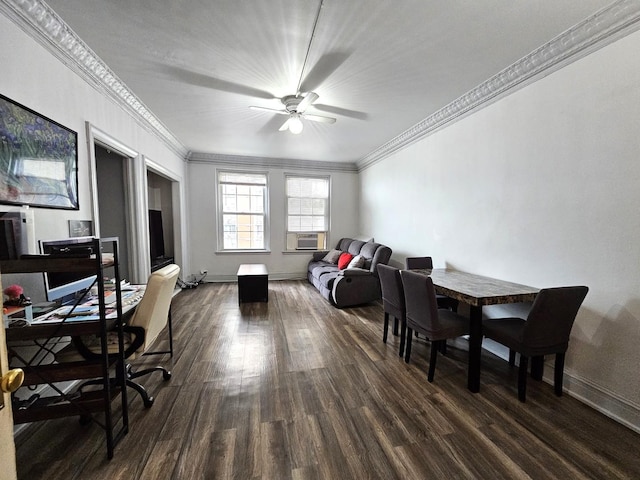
left=482, top=339, right=640, bottom=434
left=203, top=273, right=307, bottom=283
left=561, top=371, right=640, bottom=434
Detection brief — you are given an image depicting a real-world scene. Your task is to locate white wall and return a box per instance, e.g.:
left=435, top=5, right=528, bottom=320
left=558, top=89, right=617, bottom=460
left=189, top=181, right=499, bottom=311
left=188, top=162, right=359, bottom=281
left=0, top=14, right=187, bottom=296
left=360, top=29, right=640, bottom=430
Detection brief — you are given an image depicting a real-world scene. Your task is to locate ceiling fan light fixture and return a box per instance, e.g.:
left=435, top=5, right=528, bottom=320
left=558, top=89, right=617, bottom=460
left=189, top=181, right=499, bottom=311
left=288, top=114, right=303, bottom=134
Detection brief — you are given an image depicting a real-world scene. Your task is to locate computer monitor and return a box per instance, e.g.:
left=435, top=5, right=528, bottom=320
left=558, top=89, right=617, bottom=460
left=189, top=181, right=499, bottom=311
left=39, top=236, right=98, bottom=303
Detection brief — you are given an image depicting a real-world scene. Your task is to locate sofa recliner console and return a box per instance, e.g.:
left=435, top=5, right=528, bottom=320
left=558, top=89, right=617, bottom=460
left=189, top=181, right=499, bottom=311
left=307, top=237, right=392, bottom=308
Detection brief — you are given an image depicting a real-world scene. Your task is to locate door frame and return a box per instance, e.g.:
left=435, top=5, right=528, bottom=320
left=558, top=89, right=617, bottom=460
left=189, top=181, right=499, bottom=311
left=86, top=122, right=148, bottom=283
left=145, top=157, right=185, bottom=273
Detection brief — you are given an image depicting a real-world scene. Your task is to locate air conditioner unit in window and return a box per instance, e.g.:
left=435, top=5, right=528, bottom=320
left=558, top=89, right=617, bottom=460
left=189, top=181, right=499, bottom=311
left=296, top=233, right=319, bottom=250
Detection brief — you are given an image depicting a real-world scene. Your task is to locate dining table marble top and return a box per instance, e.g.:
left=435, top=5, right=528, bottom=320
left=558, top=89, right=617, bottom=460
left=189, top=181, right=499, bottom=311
left=410, top=268, right=539, bottom=307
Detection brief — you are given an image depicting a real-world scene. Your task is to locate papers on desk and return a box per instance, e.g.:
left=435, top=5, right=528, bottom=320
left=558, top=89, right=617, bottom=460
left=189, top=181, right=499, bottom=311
left=56, top=305, right=99, bottom=317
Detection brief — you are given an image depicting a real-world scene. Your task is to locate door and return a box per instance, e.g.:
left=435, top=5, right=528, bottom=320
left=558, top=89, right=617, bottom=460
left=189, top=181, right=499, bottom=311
left=0, top=273, right=18, bottom=479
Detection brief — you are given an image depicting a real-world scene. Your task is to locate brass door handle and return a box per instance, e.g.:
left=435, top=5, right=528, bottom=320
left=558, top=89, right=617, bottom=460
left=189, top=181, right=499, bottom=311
left=1, top=368, right=24, bottom=393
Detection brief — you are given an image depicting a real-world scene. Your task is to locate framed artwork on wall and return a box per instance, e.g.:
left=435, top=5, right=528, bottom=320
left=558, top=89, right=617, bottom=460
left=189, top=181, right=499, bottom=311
left=69, top=220, right=93, bottom=237
left=0, top=94, right=79, bottom=210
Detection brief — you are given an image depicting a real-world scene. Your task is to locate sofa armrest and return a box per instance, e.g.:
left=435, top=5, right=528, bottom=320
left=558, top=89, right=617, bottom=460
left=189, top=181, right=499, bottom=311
left=311, top=251, right=329, bottom=261
left=339, top=267, right=371, bottom=277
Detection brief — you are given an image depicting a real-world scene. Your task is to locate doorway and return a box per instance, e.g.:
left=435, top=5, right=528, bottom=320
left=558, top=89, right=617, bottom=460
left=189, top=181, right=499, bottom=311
left=95, top=145, right=130, bottom=281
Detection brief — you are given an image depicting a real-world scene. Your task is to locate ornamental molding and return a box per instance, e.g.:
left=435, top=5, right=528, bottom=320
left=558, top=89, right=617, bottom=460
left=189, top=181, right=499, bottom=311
left=187, top=152, right=358, bottom=173
left=3, top=1, right=640, bottom=169
left=0, top=0, right=188, bottom=159
left=358, top=0, right=640, bottom=171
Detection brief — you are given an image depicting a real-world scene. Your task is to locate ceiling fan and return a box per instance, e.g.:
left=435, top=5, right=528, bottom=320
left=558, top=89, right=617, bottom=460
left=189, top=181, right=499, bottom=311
left=249, top=92, right=336, bottom=134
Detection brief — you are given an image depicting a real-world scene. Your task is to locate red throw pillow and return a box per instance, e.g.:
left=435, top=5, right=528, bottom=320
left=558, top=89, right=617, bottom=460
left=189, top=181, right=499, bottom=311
left=338, top=252, right=354, bottom=270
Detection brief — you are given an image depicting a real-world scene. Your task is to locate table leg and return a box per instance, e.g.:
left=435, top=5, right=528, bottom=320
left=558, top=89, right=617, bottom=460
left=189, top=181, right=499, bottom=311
left=468, top=305, right=483, bottom=393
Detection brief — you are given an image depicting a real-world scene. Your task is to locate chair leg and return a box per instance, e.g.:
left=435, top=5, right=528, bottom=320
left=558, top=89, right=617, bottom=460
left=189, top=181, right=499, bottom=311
left=427, top=340, right=439, bottom=382
left=129, top=365, right=172, bottom=381
left=404, top=328, right=413, bottom=363
left=393, top=316, right=399, bottom=336
left=399, top=318, right=406, bottom=357
left=531, top=356, right=544, bottom=381
left=554, top=353, right=565, bottom=396
left=126, top=379, right=154, bottom=408
left=508, top=350, right=516, bottom=367
left=383, top=312, right=389, bottom=343
left=518, top=355, right=529, bottom=402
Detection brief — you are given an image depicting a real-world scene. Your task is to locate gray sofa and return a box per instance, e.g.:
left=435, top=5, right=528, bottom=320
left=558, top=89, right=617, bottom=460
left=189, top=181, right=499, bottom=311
left=307, top=237, right=392, bottom=308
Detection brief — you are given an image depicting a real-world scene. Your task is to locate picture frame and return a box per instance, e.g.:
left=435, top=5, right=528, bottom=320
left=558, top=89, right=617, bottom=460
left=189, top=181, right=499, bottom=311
left=0, top=94, right=79, bottom=210
left=69, top=219, right=93, bottom=237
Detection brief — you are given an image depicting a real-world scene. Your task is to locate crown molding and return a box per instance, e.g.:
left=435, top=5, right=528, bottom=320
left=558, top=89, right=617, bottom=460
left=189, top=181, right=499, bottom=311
left=188, top=152, right=358, bottom=173
left=358, top=0, right=640, bottom=171
left=0, top=0, right=189, bottom=159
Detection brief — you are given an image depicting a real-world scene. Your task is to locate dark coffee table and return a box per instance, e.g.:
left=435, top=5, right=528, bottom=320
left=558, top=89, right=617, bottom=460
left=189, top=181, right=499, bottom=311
left=237, top=264, right=268, bottom=304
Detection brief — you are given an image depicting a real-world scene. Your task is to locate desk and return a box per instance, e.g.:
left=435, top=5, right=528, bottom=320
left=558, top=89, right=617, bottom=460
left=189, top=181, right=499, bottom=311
left=426, top=269, right=539, bottom=393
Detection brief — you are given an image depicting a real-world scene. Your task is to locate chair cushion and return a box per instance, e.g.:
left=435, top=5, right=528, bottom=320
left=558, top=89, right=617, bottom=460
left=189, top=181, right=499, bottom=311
left=483, top=317, right=569, bottom=356
left=55, top=332, right=137, bottom=363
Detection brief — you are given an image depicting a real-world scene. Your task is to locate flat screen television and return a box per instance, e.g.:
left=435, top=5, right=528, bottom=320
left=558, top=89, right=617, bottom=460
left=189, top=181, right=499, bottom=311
left=148, top=209, right=165, bottom=261
left=39, top=236, right=97, bottom=302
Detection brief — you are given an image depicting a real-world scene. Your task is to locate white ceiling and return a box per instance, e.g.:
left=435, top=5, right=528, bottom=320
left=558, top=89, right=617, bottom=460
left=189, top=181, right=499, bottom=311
left=44, top=0, right=613, bottom=163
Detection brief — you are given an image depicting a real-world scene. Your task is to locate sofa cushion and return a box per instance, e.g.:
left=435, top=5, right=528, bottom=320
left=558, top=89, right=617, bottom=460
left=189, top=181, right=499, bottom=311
left=347, top=254, right=365, bottom=269
left=309, top=262, right=338, bottom=279
left=319, top=271, right=340, bottom=289
left=360, top=242, right=380, bottom=259
left=338, top=238, right=352, bottom=252
left=347, top=240, right=365, bottom=255
left=338, top=253, right=353, bottom=270
left=322, top=249, right=342, bottom=264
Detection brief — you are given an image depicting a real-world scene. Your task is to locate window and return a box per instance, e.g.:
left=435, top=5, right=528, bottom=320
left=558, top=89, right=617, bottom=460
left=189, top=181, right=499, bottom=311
left=286, top=175, right=329, bottom=250
left=218, top=171, right=268, bottom=250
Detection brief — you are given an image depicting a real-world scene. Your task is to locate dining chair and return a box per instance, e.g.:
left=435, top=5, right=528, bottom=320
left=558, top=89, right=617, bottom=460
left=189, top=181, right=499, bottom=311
left=400, top=270, right=469, bottom=382
left=57, top=264, right=181, bottom=408
left=405, top=256, right=458, bottom=312
left=482, top=285, right=588, bottom=402
left=376, top=264, right=407, bottom=356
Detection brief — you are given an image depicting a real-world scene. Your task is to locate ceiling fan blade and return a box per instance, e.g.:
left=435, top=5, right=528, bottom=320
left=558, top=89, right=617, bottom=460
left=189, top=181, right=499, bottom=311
left=278, top=118, right=291, bottom=131
left=296, top=92, right=319, bottom=113
left=299, top=51, right=351, bottom=93
left=250, top=106, right=289, bottom=115
left=301, top=113, right=336, bottom=124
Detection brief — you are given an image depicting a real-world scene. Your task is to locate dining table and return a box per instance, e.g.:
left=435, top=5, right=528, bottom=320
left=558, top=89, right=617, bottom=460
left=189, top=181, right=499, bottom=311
left=414, top=268, right=539, bottom=393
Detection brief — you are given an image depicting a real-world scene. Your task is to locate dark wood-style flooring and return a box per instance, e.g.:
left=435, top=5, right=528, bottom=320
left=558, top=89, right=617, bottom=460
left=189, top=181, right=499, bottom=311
left=15, top=281, right=640, bottom=479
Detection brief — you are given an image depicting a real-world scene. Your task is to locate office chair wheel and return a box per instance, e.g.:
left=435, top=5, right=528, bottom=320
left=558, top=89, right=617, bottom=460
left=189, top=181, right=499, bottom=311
left=162, top=370, right=172, bottom=381
left=144, top=396, right=154, bottom=408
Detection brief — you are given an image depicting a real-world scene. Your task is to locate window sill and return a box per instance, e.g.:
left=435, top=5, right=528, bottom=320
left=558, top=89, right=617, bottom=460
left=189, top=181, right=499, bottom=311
left=282, top=250, right=322, bottom=254
left=216, top=249, right=271, bottom=254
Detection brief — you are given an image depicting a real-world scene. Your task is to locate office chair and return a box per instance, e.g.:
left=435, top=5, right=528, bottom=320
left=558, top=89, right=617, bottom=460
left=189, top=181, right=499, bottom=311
left=377, top=264, right=407, bottom=356
left=482, top=285, right=588, bottom=402
left=400, top=270, right=469, bottom=382
left=58, top=264, right=180, bottom=408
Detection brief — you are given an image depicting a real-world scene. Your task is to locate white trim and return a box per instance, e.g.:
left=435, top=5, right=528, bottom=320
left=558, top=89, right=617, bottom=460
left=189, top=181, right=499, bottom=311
left=0, top=0, right=188, bottom=159
left=357, top=0, right=640, bottom=170
left=189, top=152, right=358, bottom=173
left=145, top=157, right=186, bottom=277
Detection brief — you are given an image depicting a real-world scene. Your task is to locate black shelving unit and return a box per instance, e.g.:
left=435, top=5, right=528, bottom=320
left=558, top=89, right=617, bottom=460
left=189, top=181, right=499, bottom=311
left=2, top=237, right=128, bottom=459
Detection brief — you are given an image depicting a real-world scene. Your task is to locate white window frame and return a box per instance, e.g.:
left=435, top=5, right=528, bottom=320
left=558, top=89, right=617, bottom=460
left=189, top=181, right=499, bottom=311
left=285, top=174, right=330, bottom=251
left=217, top=170, right=269, bottom=252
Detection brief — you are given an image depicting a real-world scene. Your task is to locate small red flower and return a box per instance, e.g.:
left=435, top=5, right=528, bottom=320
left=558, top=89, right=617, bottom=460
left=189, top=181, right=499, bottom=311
left=4, top=284, right=23, bottom=299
